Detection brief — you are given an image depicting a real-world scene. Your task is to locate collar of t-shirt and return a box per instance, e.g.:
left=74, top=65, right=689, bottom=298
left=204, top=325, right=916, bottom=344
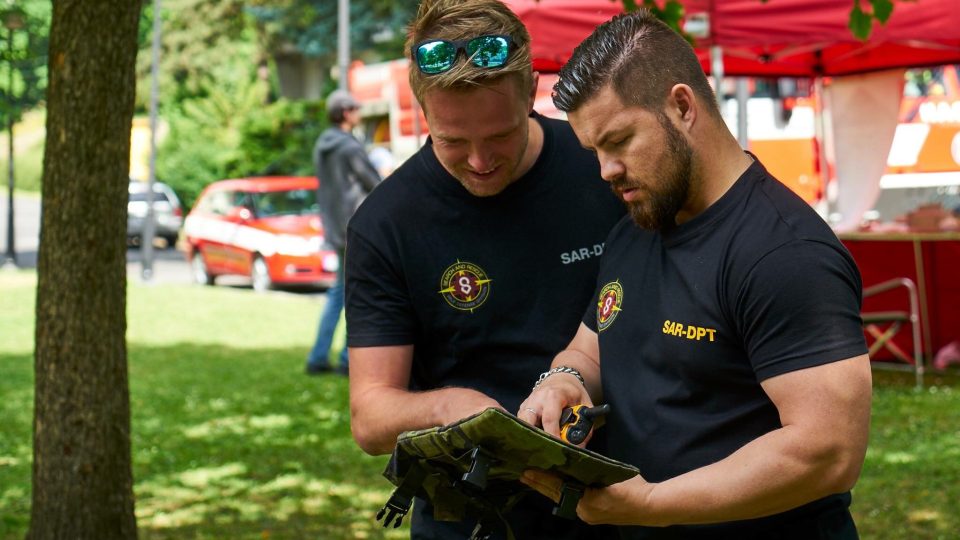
left=660, top=155, right=766, bottom=246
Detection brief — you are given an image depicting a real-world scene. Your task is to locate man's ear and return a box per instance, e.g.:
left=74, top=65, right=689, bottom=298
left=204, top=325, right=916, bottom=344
left=669, top=84, right=698, bottom=131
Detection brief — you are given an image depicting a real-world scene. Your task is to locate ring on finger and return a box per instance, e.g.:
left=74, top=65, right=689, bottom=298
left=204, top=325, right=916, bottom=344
left=523, top=407, right=538, bottom=415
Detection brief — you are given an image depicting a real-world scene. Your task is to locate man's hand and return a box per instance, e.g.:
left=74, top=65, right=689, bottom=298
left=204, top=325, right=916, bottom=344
left=517, top=323, right=603, bottom=441
left=517, top=373, right=591, bottom=440
left=436, top=388, right=503, bottom=426
left=521, top=469, right=656, bottom=526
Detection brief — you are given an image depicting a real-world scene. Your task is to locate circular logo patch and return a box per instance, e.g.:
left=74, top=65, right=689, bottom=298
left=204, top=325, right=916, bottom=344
left=438, top=261, right=492, bottom=312
left=596, top=280, right=623, bottom=332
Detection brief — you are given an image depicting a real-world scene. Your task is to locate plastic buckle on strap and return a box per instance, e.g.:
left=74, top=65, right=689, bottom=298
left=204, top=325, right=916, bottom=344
left=551, top=480, right=585, bottom=520
left=376, top=497, right=411, bottom=529
left=469, top=521, right=494, bottom=540
left=458, top=446, right=493, bottom=493
left=376, top=460, right=427, bottom=528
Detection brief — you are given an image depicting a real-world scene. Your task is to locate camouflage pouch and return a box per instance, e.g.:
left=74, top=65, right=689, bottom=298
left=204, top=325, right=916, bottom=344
left=375, top=408, right=639, bottom=539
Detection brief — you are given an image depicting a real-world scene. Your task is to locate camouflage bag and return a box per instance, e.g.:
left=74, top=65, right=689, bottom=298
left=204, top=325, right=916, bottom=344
left=375, top=407, right=639, bottom=539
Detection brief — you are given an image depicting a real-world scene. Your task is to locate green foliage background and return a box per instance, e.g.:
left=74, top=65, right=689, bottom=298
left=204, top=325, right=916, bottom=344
left=0, top=0, right=48, bottom=129
left=145, top=0, right=420, bottom=209
left=157, top=98, right=326, bottom=210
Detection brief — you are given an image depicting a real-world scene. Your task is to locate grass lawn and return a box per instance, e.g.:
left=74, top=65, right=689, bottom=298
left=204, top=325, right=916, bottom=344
left=2, top=269, right=959, bottom=538
left=0, top=271, right=404, bottom=539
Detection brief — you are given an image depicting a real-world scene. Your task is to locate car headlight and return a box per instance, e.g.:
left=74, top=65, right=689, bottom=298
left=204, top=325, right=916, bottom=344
left=322, top=253, right=340, bottom=272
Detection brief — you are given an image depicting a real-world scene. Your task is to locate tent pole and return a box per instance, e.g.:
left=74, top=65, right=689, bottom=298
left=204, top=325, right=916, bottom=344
left=813, top=78, right=834, bottom=221
left=735, top=78, right=749, bottom=149
left=710, top=45, right=749, bottom=149
left=711, top=45, right=724, bottom=111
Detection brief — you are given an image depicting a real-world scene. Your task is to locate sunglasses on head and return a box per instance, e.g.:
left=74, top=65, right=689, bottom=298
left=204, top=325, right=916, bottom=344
left=412, top=35, right=513, bottom=75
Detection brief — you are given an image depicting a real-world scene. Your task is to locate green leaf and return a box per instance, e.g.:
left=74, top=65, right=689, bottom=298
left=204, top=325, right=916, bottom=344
left=872, top=0, right=895, bottom=23
left=662, top=0, right=685, bottom=25
left=848, top=3, right=873, bottom=41
left=640, top=0, right=684, bottom=34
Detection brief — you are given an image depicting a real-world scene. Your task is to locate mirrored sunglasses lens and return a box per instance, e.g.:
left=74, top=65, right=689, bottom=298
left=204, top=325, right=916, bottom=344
left=467, top=36, right=509, bottom=68
left=417, top=41, right=456, bottom=74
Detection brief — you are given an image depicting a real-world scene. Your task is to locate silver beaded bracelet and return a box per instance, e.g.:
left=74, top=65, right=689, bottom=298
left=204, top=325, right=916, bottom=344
left=533, top=366, right=586, bottom=390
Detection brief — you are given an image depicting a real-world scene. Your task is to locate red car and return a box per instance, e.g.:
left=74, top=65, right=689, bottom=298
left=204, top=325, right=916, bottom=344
left=182, top=176, right=339, bottom=292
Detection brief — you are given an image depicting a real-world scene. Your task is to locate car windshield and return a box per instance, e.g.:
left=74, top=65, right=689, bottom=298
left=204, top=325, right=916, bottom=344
left=250, top=188, right=318, bottom=218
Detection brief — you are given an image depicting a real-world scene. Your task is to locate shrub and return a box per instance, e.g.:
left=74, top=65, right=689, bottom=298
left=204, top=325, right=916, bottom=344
left=156, top=84, right=326, bottom=210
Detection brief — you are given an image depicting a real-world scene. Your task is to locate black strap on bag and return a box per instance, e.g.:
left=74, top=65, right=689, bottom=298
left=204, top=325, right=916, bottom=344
left=376, top=452, right=428, bottom=528
left=552, top=480, right=586, bottom=520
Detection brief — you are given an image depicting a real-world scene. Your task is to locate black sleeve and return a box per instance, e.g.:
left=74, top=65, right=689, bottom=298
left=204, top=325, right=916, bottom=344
left=737, top=239, right=868, bottom=381
left=344, top=227, right=417, bottom=347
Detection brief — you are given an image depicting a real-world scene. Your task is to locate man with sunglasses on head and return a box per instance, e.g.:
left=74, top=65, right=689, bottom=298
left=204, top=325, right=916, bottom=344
left=344, top=0, right=624, bottom=538
left=518, top=11, right=871, bottom=540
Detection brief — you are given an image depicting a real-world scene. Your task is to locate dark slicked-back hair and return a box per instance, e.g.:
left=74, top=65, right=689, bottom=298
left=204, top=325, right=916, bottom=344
left=407, top=0, right=533, bottom=106
left=553, top=10, right=719, bottom=119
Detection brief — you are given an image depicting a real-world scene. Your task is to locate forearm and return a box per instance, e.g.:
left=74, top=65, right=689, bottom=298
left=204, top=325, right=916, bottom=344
left=549, top=348, right=603, bottom=404
left=642, top=425, right=864, bottom=526
left=351, top=384, right=498, bottom=455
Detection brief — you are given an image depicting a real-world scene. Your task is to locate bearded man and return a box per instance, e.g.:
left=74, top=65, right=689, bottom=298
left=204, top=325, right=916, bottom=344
left=519, top=10, right=872, bottom=540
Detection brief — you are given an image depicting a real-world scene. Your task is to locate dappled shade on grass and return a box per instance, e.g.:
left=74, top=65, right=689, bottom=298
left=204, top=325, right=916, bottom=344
left=127, top=343, right=406, bottom=540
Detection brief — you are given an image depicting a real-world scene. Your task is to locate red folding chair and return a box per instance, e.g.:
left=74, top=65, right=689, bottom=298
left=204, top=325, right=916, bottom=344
left=861, top=277, right=924, bottom=388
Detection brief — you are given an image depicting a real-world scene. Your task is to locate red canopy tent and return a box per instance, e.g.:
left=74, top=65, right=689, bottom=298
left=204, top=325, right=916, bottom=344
left=505, top=0, right=960, bottom=77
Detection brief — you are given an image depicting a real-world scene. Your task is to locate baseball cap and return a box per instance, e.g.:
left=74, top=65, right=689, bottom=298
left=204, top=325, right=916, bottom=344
left=326, top=90, right=360, bottom=115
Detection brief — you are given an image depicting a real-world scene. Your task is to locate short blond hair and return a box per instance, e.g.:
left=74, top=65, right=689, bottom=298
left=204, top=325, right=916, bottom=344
left=406, top=0, right=533, bottom=107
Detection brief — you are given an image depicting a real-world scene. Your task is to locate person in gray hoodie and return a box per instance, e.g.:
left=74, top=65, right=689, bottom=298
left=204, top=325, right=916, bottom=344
left=306, top=90, right=381, bottom=376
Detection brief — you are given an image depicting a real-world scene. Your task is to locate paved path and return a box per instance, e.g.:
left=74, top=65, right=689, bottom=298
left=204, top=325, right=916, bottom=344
left=0, top=192, right=40, bottom=268
left=1, top=192, right=191, bottom=284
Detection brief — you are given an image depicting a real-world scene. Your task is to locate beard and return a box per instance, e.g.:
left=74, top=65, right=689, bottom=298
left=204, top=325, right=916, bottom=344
left=611, top=113, right=693, bottom=230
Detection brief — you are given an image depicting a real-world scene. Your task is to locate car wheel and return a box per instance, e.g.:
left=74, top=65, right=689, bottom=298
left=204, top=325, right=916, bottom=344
left=251, top=255, right=273, bottom=293
left=191, top=250, right=215, bottom=286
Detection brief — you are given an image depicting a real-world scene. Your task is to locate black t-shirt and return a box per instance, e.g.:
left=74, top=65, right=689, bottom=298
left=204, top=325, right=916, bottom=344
left=585, top=159, right=867, bottom=539
left=346, top=113, right=625, bottom=539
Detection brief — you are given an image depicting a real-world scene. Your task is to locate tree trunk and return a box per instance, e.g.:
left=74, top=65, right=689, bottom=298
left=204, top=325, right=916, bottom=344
left=29, top=1, right=143, bottom=539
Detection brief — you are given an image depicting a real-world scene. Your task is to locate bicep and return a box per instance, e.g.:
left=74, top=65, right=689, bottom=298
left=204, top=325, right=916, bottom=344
left=761, top=354, right=872, bottom=442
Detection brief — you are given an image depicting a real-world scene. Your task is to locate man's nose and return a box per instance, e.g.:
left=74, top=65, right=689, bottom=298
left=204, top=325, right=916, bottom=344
left=599, top=156, right=625, bottom=182
left=467, top=145, right=495, bottom=172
